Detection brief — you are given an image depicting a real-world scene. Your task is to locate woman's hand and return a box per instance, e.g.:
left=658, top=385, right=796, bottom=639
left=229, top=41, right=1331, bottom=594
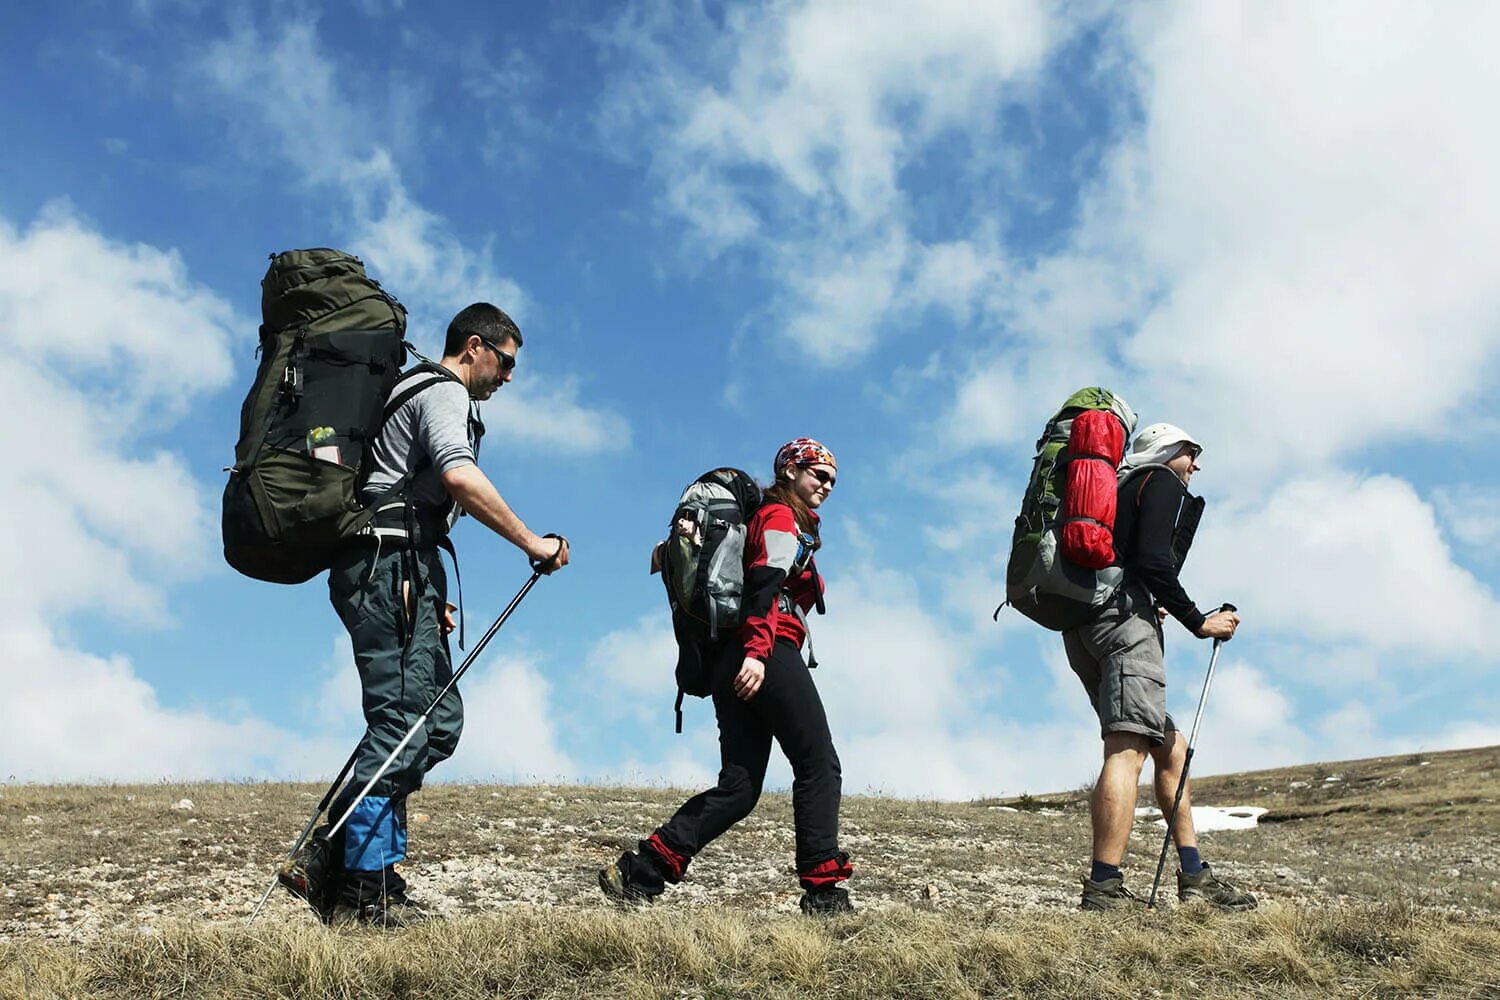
left=733, top=657, right=765, bottom=700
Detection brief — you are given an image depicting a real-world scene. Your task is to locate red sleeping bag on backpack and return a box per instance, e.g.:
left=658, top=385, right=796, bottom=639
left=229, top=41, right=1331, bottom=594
left=1060, top=409, right=1126, bottom=570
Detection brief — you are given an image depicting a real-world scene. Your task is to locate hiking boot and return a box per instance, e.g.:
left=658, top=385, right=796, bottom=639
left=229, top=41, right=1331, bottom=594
left=1177, top=863, right=1258, bottom=910
left=277, top=830, right=338, bottom=918
left=1080, top=875, right=1143, bottom=911
left=598, top=850, right=665, bottom=905
left=329, top=891, right=431, bottom=929
left=799, top=886, right=854, bottom=916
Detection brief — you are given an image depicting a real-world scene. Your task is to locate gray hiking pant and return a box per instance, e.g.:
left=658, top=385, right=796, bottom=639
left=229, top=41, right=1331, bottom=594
left=1064, top=592, right=1177, bottom=747
left=327, top=540, right=462, bottom=875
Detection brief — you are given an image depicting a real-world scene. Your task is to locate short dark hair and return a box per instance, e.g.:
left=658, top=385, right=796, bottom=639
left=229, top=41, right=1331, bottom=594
left=444, top=302, right=523, bottom=357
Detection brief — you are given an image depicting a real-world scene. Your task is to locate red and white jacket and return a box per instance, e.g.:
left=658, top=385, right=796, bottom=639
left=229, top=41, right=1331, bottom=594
left=739, top=502, right=824, bottom=662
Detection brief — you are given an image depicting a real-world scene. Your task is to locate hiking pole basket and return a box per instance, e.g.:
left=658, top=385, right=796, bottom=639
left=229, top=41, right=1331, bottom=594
left=246, top=540, right=563, bottom=924
left=1147, top=602, right=1236, bottom=910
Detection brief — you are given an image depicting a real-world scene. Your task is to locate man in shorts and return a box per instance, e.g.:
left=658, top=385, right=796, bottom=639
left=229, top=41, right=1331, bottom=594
left=1066, top=422, right=1256, bottom=911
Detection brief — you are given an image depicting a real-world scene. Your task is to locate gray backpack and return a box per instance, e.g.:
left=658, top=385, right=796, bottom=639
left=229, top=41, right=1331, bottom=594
left=657, top=468, right=762, bottom=730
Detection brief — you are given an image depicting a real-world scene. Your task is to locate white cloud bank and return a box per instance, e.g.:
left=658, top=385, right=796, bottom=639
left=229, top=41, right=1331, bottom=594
left=0, top=206, right=278, bottom=780
left=915, top=2, right=1500, bottom=472
left=598, top=1, right=1500, bottom=794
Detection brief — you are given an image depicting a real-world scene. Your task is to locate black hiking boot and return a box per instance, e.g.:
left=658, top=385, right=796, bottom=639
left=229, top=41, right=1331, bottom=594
left=1177, top=863, right=1258, bottom=910
left=799, top=886, right=854, bottom=916
left=598, top=850, right=666, bottom=905
left=1080, top=875, right=1143, bottom=911
left=276, top=828, right=339, bottom=920
left=329, top=890, right=432, bottom=929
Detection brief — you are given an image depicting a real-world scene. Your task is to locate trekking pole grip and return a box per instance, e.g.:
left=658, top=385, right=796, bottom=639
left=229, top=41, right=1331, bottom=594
left=1213, top=602, right=1237, bottom=646
left=532, top=532, right=568, bottom=572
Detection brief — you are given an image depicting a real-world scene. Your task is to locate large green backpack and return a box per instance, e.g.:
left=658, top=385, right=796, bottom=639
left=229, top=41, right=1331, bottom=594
left=222, top=248, right=411, bottom=584
left=1003, top=387, right=1137, bottom=630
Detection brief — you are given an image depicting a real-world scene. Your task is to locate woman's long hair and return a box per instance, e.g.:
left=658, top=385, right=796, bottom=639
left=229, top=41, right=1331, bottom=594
left=761, top=471, right=822, bottom=551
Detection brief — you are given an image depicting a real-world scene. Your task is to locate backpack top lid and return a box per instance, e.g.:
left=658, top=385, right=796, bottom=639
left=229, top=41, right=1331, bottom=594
left=1052, top=386, right=1137, bottom=440
left=259, top=248, right=406, bottom=337
left=677, top=468, right=761, bottom=524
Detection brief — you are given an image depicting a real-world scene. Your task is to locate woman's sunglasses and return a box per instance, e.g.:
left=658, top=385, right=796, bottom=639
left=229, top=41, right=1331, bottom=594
left=803, top=466, right=836, bottom=488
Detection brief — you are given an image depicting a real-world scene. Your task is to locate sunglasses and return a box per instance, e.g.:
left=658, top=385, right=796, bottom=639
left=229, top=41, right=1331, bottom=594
left=803, top=466, right=836, bottom=488
left=482, top=339, right=516, bottom=373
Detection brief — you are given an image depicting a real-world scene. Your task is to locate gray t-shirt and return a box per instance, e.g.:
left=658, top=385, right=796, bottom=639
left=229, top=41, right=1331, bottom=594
left=361, top=367, right=481, bottom=521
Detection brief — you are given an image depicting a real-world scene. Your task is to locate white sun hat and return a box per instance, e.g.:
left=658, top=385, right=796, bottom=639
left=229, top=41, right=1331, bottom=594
left=1122, top=422, right=1202, bottom=470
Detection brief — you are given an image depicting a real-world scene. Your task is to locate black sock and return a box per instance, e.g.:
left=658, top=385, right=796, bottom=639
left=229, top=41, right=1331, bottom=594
left=1090, top=859, right=1122, bottom=883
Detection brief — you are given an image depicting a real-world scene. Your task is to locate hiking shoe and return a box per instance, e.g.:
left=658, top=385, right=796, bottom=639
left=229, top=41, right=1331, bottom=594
left=799, top=886, right=854, bottom=916
left=276, top=831, right=337, bottom=918
left=1080, top=875, right=1143, bottom=911
left=329, top=891, right=431, bottom=929
left=1177, top=863, right=1258, bottom=910
left=598, top=851, right=664, bottom=905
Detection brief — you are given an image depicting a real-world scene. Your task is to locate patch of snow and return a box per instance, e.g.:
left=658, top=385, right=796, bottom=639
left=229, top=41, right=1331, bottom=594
left=1135, top=805, right=1267, bottom=831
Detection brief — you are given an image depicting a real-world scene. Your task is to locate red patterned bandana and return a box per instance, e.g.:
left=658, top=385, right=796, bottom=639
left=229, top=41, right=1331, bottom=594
left=774, top=437, right=837, bottom=475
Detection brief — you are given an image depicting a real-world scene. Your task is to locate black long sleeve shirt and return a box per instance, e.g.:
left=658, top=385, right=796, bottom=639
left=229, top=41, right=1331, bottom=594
left=1113, top=470, right=1206, bottom=634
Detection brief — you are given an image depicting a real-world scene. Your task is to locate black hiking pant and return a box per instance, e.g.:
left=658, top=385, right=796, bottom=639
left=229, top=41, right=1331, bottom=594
left=325, top=539, right=462, bottom=903
left=653, top=637, right=844, bottom=881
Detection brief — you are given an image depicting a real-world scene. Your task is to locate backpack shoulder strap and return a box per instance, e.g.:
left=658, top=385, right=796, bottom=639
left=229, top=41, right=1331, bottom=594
left=365, top=364, right=465, bottom=509
left=380, top=361, right=462, bottom=425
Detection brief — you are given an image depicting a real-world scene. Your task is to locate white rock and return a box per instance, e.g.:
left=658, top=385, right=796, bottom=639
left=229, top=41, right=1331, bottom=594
left=173, top=799, right=194, bottom=811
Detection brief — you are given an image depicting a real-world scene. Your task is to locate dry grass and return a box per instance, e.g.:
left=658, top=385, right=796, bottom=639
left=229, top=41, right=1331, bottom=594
left=2, top=745, right=1498, bottom=997
left=2, top=900, right=1497, bottom=999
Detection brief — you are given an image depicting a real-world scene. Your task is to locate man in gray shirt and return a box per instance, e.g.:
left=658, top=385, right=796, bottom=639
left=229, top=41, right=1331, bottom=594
left=284, top=302, right=569, bottom=926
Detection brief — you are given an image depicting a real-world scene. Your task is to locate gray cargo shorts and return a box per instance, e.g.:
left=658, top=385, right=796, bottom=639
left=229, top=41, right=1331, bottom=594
left=1064, top=603, right=1177, bottom=746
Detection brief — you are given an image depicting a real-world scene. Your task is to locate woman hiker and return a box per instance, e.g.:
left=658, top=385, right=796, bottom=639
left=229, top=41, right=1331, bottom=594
left=599, top=438, right=854, bottom=914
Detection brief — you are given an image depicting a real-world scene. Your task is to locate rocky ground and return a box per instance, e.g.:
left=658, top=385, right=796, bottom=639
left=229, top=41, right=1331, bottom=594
left=2, top=744, right=1496, bottom=940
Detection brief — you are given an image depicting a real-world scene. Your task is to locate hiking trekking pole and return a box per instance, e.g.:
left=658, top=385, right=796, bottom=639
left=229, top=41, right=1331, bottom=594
left=247, top=540, right=562, bottom=924
left=319, top=562, right=548, bottom=836
left=246, top=745, right=361, bottom=924
left=1147, top=602, right=1236, bottom=910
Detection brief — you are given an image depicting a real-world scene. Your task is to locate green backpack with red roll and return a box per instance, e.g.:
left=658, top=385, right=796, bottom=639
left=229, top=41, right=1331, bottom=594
left=1002, top=387, right=1138, bottom=631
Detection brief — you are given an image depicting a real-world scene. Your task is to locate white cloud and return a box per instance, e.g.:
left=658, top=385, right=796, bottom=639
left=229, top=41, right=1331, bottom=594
left=484, top=376, right=634, bottom=455
left=446, top=653, right=573, bottom=781
left=951, top=1, right=1500, bottom=481
left=0, top=206, right=238, bottom=615
left=1433, top=484, right=1500, bottom=558
left=0, top=208, right=278, bottom=779
left=192, top=20, right=630, bottom=454
left=585, top=612, right=679, bottom=704
left=607, top=0, right=1066, bottom=361
left=1191, top=473, right=1500, bottom=660
left=1193, top=659, right=1500, bottom=779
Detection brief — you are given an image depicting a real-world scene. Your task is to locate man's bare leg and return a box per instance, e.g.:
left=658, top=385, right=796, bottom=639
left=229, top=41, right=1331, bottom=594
left=1091, top=733, right=1151, bottom=865
left=1150, top=730, right=1198, bottom=850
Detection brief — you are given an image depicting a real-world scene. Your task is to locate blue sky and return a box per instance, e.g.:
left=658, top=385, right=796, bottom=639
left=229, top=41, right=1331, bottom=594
left=3, top=1, right=1497, bottom=797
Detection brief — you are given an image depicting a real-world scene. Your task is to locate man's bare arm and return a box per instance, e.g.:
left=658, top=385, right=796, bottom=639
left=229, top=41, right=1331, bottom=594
left=441, top=463, right=569, bottom=569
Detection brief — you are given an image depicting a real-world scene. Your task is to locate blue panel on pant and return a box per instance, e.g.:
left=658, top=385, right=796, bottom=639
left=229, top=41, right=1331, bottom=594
left=343, top=796, right=407, bottom=872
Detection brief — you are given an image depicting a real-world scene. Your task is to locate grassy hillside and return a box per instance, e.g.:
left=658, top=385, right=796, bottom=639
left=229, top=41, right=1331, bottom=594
left=2, top=745, right=1497, bottom=998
